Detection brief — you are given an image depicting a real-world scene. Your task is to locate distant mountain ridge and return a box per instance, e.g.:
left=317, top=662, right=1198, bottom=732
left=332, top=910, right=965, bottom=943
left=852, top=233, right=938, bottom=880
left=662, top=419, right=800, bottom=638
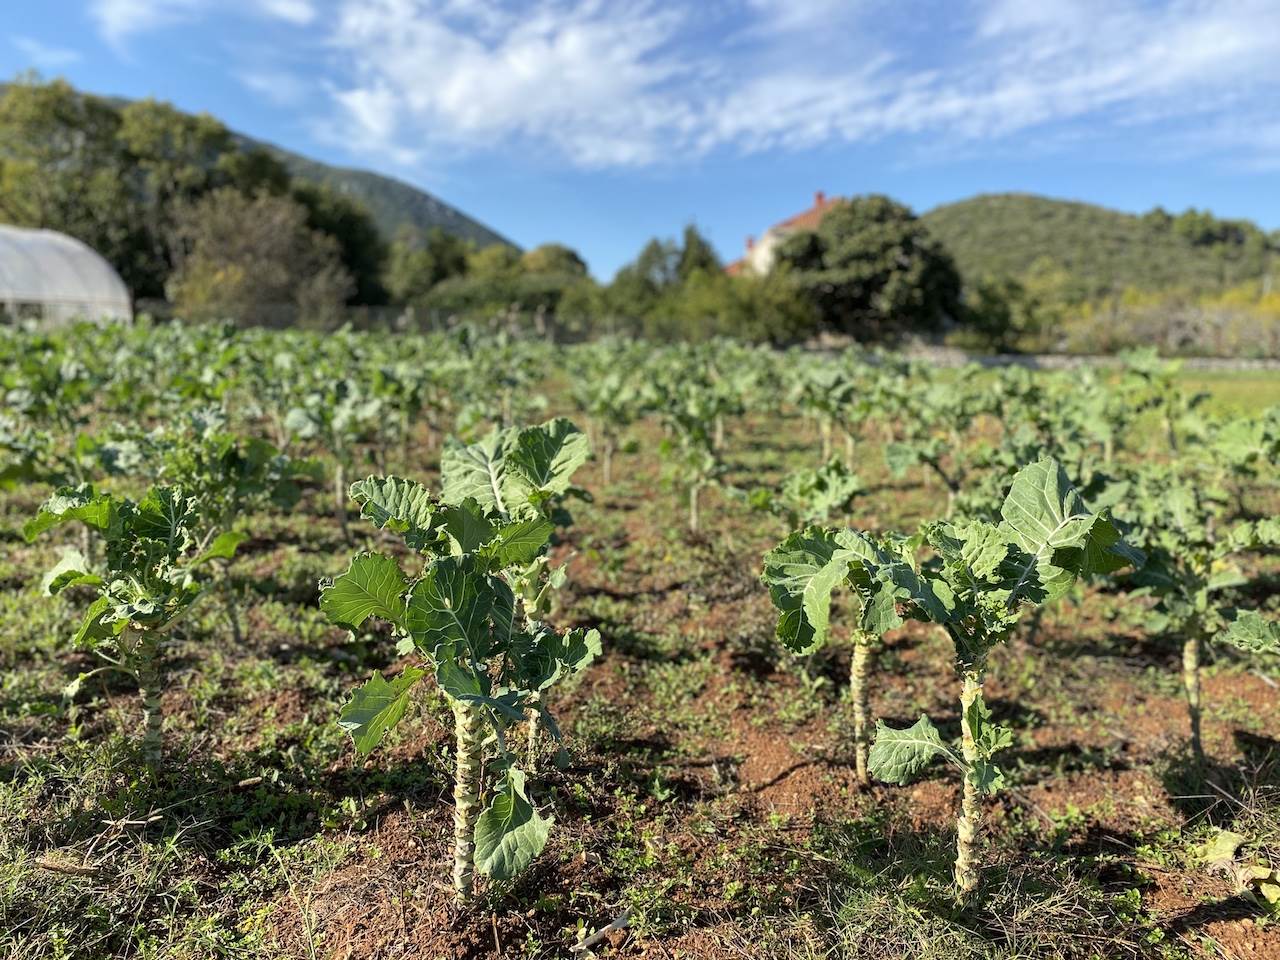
left=237, top=134, right=516, bottom=250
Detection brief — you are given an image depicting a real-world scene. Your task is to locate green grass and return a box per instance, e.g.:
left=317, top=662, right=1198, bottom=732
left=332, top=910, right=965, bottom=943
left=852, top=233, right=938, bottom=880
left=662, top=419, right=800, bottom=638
left=1177, top=370, right=1280, bottom=415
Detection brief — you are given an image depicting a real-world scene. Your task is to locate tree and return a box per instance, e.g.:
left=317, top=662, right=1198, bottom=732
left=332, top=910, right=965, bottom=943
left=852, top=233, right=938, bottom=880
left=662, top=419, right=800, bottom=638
left=0, top=76, right=147, bottom=295
left=385, top=226, right=471, bottom=305
left=676, top=224, right=721, bottom=280
left=605, top=238, right=679, bottom=320
left=775, top=195, right=961, bottom=339
left=468, top=243, right=522, bottom=278
left=964, top=276, right=1052, bottom=352
left=293, top=182, right=388, bottom=305
left=648, top=267, right=817, bottom=343
left=119, top=98, right=292, bottom=298
left=520, top=243, right=588, bottom=277
left=167, top=188, right=353, bottom=325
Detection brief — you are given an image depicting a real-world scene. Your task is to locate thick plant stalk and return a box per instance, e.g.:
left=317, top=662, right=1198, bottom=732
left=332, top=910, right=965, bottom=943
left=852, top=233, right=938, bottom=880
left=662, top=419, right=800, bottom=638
left=452, top=700, right=485, bottom=902
left=602, top=437, right=614, bottom=486
left=1183, top=634, right=1204, bottom=763
left=135, top=630, right=164, bottom=773
left=850, top=633, right=873, bottom=785
left=526, top=698, right=541, bottom=770
left=218, top=559, right=242, bottom=645
left=954, top=669, right=983, bottom=898
left=333, top=461, right=350, bottom=544
left=689, top=482, right=701, bottom=533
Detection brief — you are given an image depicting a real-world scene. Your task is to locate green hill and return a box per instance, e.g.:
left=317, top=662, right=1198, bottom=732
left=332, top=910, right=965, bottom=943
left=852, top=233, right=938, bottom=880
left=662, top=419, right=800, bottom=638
left=0, top=80, right=513, bottom=250
left=921, top=193, right=1276, bottom=302
left=238, top=136, right=515, bottom=250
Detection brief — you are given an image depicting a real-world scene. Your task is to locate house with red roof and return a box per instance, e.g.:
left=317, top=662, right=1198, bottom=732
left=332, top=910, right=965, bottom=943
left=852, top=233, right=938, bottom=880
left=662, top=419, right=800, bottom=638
left=726, top=190, right=840, bottom=276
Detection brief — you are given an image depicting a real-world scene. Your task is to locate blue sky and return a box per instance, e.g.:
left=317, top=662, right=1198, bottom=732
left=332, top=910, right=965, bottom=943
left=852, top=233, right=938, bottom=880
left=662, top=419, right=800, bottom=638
left=4, top=1, right=1280, bottom=278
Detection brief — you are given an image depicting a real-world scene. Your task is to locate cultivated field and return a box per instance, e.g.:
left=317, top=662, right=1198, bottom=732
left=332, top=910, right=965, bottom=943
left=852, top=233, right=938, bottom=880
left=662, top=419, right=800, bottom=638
left=2, top=322, right=1277, bottom=960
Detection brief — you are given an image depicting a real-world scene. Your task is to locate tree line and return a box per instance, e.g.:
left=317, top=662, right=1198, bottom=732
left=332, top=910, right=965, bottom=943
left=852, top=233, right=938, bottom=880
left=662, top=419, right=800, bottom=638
left=5, top=76, right=1278, bottom=353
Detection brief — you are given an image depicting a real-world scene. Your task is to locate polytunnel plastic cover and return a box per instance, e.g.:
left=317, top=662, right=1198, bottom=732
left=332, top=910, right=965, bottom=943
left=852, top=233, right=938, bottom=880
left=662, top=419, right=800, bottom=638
left=0, top=224, right=132, bottom=321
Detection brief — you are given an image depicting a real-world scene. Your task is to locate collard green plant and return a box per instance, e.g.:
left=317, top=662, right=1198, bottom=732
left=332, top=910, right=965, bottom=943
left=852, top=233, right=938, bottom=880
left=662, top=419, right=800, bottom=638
left=568, top=340, right=649, bottom=486
left=650, top=376, right=728, bottom=533
left=26, top=483, right=236, bottom=770
left=153, top=408, right=319, bottom=642
left=1114, top=465, right=1280, bottom=762
left=797, top=459, right=1139, bottom=898
left=761, top=526, right=913, bottom=785
left=750, top=458, right=864, bottom=530
left=322, top=419, right=597, bottom=902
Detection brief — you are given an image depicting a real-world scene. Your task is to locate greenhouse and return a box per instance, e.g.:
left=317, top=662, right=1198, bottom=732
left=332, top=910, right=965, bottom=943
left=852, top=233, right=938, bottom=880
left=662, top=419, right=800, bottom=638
left=0, top=224, right=132, bottom=323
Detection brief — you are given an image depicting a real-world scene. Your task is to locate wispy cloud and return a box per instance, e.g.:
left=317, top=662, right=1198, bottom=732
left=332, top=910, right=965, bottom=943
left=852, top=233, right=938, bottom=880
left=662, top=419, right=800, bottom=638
left=12, top=35, right=82, bottom=68
left=91, top=0, right=315, bottom=49
left=89, top=0, right=1280, bottom=170
left=237, top=68, right=310, bottom=107
left=319, top=0, right=1280, bottom=168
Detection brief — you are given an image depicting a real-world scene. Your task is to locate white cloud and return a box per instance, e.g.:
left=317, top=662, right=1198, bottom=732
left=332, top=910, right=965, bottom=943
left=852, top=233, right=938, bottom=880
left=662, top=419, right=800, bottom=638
left=260, top=0, right=315, bottom=24
left=12, top=36, right=83, bottom=68
left=327, top=0, right=696, bottom=167
left=92, top=0, right=316, bottom=48
left=90, top=0, right=1280, bottom=169
left=237, top=68, right=310, bottom=107
left=318, top=0, right=1280, bottom=168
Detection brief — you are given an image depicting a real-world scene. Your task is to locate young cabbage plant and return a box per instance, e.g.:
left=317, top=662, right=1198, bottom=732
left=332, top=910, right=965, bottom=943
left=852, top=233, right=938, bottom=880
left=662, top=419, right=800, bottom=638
left=762, top=526, right=914, bottom=785
left=283, top=373, right=384, bottom=544
left=440, top=416, right=593, bottom=766
left=323, top=485, right=598, bottom=901
left=154, top=408, right=319, bottom=643
left=567, top=341, right=649, bottom=486
left=851, top=459, right=1139, bottom=899
left=750, top=458, right=865, bottom=530
left=25, top=484, right=236, bottom=771
left=650, top=377, right=727, bottom=533
left=324, top=419, right=596, bottom=902
left=1114, top=466, right=1280, bottom=763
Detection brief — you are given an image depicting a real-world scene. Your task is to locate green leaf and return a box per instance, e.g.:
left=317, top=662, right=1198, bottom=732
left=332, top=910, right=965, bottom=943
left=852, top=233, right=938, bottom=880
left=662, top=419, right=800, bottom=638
left=519, top=625, right=603, bottom=691
left=441, top=419, right=590, bottom=519
left=966, top=759, right=1005, bottom=795
left=319, top=553, right=408, bottom=630
left=998, top=458, right=1139, bottom=605
left=130, top=487, right=197, bottom=554
left=507, top=418, right=592, bottom=502
left=349, top=475, right=441, bottom=552
left=883, top=442, right=919, bottom=478
left=338, top=667, right=426, bottom=754
left=762, top=527, right=862, bottom=654
left=441, top=430, right=511, bottom=515
left=404, top=556, right=494, bottom=657
left=1217, top=611, right=1280, bottom=655
left=71, top=596, right=120, bottom=648
left=480, top=517, right=555, bottom=567
left=965, top=695, right=1013, bottom=757
left=474, top=770, right=552, bottom=880
left=439, top=498, right=496, bottom=554
left=1195, top=829, right=1245, bottom=867
left=24, top=485, right=120, bottom=542
left=868, top=715, right=949, bottom=784
left=193, top=530, right=246, bottom=566
left=41, top=548, right=101, bottom=595
left=435, top=659, right=486, bottom=701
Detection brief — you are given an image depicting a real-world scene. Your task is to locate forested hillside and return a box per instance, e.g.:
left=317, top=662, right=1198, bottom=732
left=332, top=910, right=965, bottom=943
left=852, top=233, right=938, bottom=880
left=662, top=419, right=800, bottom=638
left=232, top=136, right=512, bottom=250
left=923, top=193, right=1277, bottom=302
